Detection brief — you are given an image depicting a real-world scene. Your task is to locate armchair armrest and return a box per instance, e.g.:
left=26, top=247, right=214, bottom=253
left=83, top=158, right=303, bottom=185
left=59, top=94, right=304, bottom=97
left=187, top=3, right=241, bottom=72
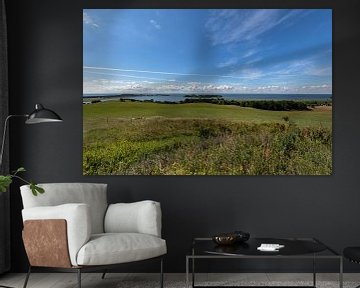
left=104, top=200, right=162, bottom=237
left=22, top=203, right=91, bottom=266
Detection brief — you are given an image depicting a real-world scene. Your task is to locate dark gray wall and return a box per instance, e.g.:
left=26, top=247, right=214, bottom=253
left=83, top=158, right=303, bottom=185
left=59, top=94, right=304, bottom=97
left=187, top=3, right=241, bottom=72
left=5, top=0, right=360, bottom=273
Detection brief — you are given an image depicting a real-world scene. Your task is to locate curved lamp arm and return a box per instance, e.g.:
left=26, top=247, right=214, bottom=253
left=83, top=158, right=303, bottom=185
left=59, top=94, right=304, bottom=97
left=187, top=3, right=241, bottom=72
left=0, top=104, right=63, bottom=170
left=0, top=114, right=28, bottom=169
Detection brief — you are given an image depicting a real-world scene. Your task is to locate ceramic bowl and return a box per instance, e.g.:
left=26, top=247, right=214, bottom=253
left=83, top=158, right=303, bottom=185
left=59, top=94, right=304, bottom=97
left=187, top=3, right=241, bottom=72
left=212, top=233, right=238, bottom=245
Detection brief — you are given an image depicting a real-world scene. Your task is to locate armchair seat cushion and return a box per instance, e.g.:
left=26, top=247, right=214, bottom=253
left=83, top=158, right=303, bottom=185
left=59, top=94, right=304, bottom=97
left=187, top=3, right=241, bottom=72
left=76, top=233, right=167, bottom=266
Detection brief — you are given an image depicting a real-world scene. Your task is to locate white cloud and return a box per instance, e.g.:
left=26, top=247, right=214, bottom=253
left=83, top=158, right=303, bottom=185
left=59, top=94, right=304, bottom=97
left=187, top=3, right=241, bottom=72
left=83, top=66, right=332, bottom=94
left=84, top=66, right=255, bottom=80
left=83, top=12, right=99, bottom=28
left=257, top=58, right=315, bottom=78
left=217, top=57, right=238, bottom=68
left=84, top=71, right=175, bottom=82
left=307, top=84, right=331, bottom=89
left=83, top=79, right=147, bottom=94
left=84, top=77, right=332, bottom=94
left=240, top=68, right=264, bottom=80
left=305, top=66, right=332, bottom=76
left=242, top=49, right=257, bottom=58
left=206, top=9, right=303, bottom=46
left=244, top=56, right=263, bottom=65
left=83, top=77, right=235, bottom=94
left=150, top=19, right=161, bottom=30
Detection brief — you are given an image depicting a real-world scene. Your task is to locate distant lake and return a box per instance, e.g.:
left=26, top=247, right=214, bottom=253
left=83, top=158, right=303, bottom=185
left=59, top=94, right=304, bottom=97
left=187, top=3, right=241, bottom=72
left=83, top=93, right=332, bottom=103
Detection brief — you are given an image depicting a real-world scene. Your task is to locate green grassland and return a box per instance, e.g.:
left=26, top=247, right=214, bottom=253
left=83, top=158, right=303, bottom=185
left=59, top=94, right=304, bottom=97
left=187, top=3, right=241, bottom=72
left=83, top=101, right=332, bottom=175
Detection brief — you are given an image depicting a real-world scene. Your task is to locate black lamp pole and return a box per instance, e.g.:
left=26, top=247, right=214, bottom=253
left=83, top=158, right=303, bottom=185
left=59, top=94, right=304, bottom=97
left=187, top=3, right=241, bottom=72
left=0, top=104, right=62, bottom=288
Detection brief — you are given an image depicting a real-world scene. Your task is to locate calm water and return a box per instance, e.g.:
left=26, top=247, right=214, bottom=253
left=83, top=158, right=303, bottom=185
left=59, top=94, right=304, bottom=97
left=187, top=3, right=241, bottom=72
left=83, top=93, right=332, bottom=102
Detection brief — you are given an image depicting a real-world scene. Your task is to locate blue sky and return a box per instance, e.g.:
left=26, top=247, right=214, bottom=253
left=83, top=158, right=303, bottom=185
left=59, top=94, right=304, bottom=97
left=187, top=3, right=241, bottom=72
left=83, top=9, right=332, bottom=94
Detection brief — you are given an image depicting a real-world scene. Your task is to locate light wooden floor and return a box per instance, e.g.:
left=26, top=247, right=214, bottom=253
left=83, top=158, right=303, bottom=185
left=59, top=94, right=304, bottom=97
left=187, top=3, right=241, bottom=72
left=0, top=273, right=359, bottom=288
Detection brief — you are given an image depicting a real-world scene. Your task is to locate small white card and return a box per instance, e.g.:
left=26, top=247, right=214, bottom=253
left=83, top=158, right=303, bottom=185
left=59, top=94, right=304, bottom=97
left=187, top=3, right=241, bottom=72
left=257, top=243, right=285, bottom=251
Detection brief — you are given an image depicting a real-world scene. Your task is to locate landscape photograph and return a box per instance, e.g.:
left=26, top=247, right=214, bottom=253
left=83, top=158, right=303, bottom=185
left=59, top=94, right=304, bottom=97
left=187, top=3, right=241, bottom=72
left=83, top=9, right=332, bottom=175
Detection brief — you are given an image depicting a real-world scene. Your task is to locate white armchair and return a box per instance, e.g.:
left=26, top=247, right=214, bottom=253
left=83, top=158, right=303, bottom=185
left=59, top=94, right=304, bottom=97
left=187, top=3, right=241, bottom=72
left=20, top=183, right=166, bottom=288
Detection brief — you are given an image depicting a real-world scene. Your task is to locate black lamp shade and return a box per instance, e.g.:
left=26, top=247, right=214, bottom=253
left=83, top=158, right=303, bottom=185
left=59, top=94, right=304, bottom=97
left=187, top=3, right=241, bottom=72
left=25, top=104, right=63, bottom=124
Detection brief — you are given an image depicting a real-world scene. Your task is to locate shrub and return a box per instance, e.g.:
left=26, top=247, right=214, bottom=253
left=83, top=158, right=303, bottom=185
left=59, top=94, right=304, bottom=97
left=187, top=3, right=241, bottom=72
left=83, top=119, right=332, bottom=175
left=283, top=116, right=290, bottom=122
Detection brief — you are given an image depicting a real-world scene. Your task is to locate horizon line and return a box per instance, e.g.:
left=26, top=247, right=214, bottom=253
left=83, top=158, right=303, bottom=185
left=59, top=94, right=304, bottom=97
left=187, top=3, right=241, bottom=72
left=83, top=92, right=332, bottom=95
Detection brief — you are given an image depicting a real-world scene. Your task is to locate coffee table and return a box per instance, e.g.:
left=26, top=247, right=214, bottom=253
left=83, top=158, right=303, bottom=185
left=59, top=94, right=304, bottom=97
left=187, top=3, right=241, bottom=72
left=186, top=237, right=343, bottom=288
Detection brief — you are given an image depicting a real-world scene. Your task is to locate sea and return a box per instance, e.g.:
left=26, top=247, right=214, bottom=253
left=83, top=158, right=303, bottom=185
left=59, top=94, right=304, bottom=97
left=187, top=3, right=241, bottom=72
left=83, top=93, right=332, bottom=103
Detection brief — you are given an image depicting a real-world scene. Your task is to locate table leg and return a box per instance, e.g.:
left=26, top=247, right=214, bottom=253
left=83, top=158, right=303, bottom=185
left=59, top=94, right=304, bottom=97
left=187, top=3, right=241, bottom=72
left=339, top=257, right=343, bottom=288
left=192, top=257, right=195, bottom=288
left=313, top=254, right=316, bottom=287
left=186, top=257, right=189, bottom=288
left=192, top=246, right=195, bottom=288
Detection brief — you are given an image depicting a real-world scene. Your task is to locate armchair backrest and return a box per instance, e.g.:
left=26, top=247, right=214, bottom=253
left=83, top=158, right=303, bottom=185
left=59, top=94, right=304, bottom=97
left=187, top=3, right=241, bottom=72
left=20, top=183, right=108, bottom=234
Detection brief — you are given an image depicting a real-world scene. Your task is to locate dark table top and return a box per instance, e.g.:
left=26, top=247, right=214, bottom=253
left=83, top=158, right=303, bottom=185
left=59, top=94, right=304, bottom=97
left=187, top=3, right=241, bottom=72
left=191, top=238, right=339, bottom=257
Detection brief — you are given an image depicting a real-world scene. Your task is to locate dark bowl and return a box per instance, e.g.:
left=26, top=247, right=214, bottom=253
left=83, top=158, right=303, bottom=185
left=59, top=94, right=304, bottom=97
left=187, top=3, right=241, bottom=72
left=212, top=234, right=237, bottom=245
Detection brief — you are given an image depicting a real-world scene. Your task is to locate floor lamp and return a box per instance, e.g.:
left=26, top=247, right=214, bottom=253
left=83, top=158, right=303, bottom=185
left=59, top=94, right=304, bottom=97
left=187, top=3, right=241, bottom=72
left=0, top=103, right=63, bottom=167
left=0, top=103, right=63, bottom=288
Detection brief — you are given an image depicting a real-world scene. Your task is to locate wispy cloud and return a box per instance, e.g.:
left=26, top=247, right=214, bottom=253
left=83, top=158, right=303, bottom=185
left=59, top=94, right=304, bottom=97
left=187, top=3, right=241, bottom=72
left=84, top=66, right=256, bottom=80
left=242, top=49, right=258, bottom=58
left=84, top=71, right=176, bottom=82
left=149, top=19, right=161, bottom=30
left=206, top=9, right=304, bottom=46
left=244, top=56, right=264, bottom=65
left=84, top=63, right=332, bottom=94
left=83, top=76, right=332, bottom=94
left=83, top=9, right=332, bottom=95
left=268, top=58, right=314, bottom=76
left=305, top=66, right=332, bottom=76
left=216, top=57, right=239, bottom=68
left=83, top=12, right=99, bottom=28
left=239, top=68, right=264, bottom=80
left=84, top=79, right=145, bottom=94
left=83, top=79, right=235, bottom=94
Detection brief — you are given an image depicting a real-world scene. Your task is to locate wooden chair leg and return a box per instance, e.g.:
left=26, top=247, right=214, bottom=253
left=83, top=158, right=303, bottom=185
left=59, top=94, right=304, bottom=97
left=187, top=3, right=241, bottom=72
left=22, top=266, right=31, bottom=288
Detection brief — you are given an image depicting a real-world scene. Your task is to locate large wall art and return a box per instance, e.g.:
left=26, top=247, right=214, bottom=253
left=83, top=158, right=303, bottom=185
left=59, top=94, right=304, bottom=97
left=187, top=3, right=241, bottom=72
left=83, top=9, right=332, bottom=175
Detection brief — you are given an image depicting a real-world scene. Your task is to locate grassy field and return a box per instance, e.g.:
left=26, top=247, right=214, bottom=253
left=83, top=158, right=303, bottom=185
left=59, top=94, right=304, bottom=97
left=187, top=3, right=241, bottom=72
left=83, top=101, right=332, bottom=175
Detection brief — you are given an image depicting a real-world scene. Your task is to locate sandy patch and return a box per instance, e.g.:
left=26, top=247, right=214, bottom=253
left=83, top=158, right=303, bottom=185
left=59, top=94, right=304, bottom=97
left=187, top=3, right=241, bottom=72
left=311, top=105, right=332, bottom=111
